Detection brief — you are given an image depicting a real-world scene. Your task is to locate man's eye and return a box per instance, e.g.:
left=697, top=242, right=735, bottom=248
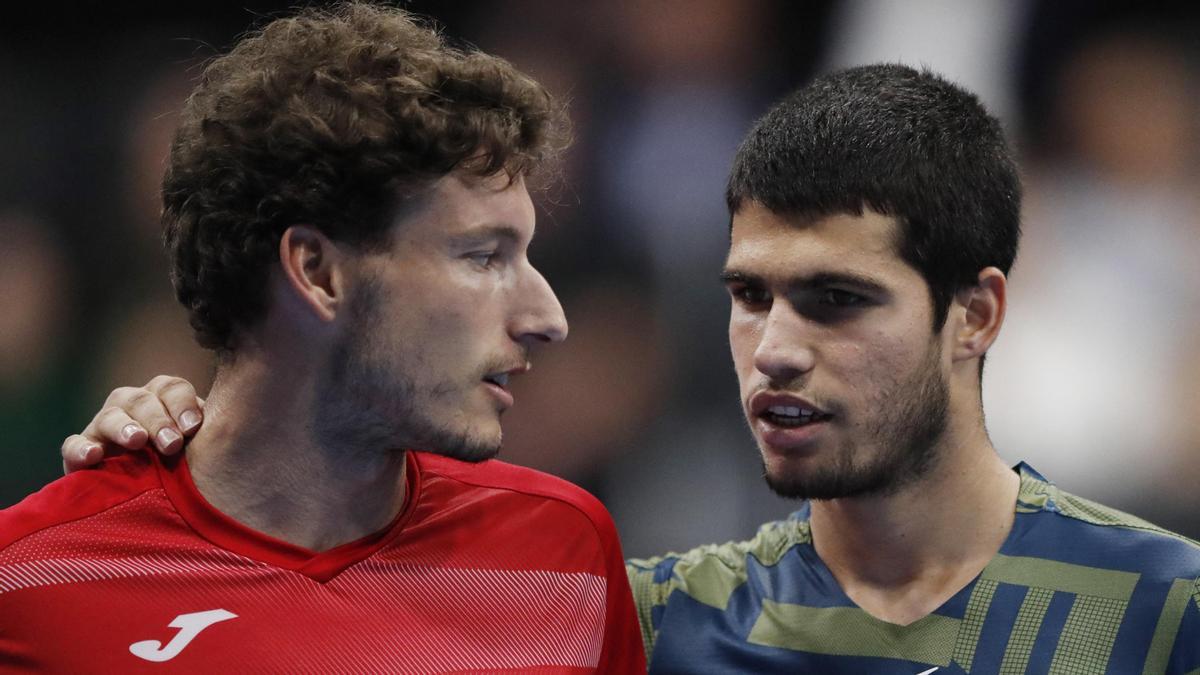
left=466, top=251, right=498, bottom=268
left=729, top=285, right=770, bottom=306
left=819, top=289, right=864, bottom=307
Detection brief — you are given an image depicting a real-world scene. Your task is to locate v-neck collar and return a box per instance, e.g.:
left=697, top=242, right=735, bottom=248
left=153, top=449, right=421, bottom=582
left=791, top=463, right=1047, bottom=632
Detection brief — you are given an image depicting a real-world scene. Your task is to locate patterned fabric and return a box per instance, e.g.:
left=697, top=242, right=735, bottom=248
left=0, top=449, right=645, bottom=673
left=629, top=464, right=1200, bottom=674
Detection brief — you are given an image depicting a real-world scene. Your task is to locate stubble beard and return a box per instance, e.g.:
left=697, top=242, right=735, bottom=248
left=761, top=340, right=950, bottom=501
left=315, top=278, right=502, bottom=463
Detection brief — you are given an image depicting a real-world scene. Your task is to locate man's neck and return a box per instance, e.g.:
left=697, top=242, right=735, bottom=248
left=183, top=358, right=409, bottom=553
left=808, top=422, right=1020, bottom=626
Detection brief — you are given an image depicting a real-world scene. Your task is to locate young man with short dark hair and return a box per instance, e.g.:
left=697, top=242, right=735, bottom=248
left=629, top=64, right=1200, bottom=673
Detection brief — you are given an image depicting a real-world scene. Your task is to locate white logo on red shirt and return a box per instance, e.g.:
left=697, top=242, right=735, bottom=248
left=129, top=609, right=238, bottom=662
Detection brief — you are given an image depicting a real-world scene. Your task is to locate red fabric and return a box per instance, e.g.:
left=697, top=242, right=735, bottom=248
left=0, top=450, right=646, bottom=673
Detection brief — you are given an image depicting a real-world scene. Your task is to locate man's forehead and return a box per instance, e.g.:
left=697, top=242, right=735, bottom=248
left=394, top=171, right=535, bottom=238
left=731, top=203, right=899, bottom=242
left=726, top=204, right=905, bottom=279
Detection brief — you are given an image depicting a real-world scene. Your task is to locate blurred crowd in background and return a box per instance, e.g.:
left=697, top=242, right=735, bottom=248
left=2, top=0, right=1198, bottom=554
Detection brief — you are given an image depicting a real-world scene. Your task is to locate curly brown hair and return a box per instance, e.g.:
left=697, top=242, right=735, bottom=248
left=162, top=2, right=565, bottom=355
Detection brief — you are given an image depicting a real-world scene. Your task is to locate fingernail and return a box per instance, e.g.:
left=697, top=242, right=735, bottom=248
left=180, top=410, right=202, bottom=432
left=80, top=445, right=99, bottom=463
left=121, top=424, right=143, bottom=442
left=157, top=428, right=182, bottom=450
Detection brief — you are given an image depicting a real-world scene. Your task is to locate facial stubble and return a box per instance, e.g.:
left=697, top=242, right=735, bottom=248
left=761, top=339, right=950, bottom=501
left=316, top=275, right=502, bottom=463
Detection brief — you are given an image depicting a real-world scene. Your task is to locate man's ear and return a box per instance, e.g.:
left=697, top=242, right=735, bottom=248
left=951, top=267, right=1008, bottom=363
left=277, top=225, right=347, bottom=323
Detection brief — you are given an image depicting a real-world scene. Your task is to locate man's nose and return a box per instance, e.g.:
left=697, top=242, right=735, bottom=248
left=510, top=264, right=568, bottom=346
left=752, top=301, right=815, bottom=383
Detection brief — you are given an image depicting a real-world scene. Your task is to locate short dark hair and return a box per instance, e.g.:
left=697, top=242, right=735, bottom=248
left=163, top=2, right=565, bottom=355
left=726, top=63, right=1021, bottom=329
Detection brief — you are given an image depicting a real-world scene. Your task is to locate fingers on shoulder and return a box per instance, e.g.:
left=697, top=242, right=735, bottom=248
left=90, top=404, right=151, bottom=448
left=60, top=433, right=102, bottom=473
left=145, top=375, right=205, bottom=434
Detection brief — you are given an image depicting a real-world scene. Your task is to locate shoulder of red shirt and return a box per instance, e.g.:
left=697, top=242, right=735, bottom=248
left=1, top=450, right=624, bottom=557
left=0, top=451, right=161, bottom=551
left=411, top=450, right=620, bottom=539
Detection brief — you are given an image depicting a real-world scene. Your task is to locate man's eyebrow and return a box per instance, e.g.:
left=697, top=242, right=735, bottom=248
left=449, top=224, right=524, bottom=246
left=720, top=269, right=889, bottom=294
left=720, top=270, right=760, bottom=285
left=800, top=272, right=889, bottom=294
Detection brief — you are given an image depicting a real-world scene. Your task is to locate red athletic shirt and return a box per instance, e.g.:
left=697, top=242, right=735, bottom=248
left=0, top=449, right=646, bottom=673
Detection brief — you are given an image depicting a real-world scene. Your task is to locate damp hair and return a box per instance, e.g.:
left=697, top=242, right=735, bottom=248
left=726, top=63, right=1021, bottom=329
left=162, top=2, right=566, bottom=355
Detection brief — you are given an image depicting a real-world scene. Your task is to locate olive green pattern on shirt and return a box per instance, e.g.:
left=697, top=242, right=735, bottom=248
left=625, top=517, right=811, bottom=658
left=1048, top=594, right=1129, bottom=674
left=1141, top=578, right=1196, bottom=675
left=747, top=602, right=959, bottom=665
left=998, top=587, right=1055, bottom=675
left=952, top=578, right=999, bottom=671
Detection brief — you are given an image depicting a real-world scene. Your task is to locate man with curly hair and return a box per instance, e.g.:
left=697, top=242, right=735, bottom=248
left=0, top=4, right=644, bottom=672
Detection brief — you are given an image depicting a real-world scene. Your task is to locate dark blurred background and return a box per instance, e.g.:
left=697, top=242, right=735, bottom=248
left=2, top=0, right=1198, bottom=554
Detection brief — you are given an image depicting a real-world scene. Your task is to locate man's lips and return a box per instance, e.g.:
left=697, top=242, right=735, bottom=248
left=748, top=391, right=833, bottom=450
left=748, top=391, right=830, bottom=420
left=482, top=362, right=530, bottom=408
left=483, top=380, right=514, bottom=408
left=483, top=362, right=530, bottom=388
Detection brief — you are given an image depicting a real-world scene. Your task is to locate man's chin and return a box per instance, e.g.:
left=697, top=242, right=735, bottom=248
left=423, top=426, right=502, bottom=463
left=437, top=443, right=501, bottom=463
left=762, top=460, right=894, bottom=501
